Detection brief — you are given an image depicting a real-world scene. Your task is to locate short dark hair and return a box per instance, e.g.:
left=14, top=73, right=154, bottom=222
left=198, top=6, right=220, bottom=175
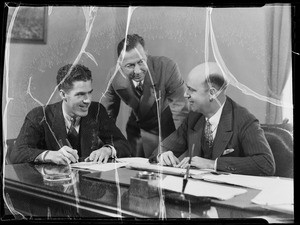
left=117, top=34, right=145, bottom=57
left=57, top=64, right=92, bottom=92
left=205, top=73, right=227, bottom=91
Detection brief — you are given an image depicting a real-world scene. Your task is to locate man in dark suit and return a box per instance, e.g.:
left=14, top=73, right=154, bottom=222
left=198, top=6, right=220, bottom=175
left=10, top=64, right=131, bottom=165
left=102, top=34, right=188, bottom=158
left=149, top=62, right=275, bottom=176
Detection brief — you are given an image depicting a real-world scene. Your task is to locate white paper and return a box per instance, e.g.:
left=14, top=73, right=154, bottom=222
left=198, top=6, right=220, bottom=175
left=71, top=162, right=128, bottom=171
left=251, top=179, right=294, bottom=214
left=128, top=162, right=212, bottom=176
left=199, top=173, right=292, bottom=190
left=116, top=157, right=150, bottom=164
left=160, top=175, right=247, bottom=200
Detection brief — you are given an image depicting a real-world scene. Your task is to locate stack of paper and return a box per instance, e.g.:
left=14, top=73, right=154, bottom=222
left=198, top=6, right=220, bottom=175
left=251, top=179, right=294, bottom=214
left=71, top=162, right=128, bottom=171
left=160, top=175, right=247, bottom=200
left=193, top=173, right=294, bottom=214
left=128, top=162, right=212, bottom=176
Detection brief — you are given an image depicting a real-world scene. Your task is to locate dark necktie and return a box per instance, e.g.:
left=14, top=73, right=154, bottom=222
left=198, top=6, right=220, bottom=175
left=135, top=81, right=143, bottom=98
left=67, top=118, right=79, bottom=150
left=204, top=119, right=214, bottom=149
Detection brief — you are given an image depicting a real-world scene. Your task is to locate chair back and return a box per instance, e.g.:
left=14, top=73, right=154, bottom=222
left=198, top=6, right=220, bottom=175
left=261, top=125, right=293, bottom=178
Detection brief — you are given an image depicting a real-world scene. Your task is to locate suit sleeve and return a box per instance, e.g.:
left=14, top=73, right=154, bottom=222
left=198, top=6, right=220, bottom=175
left=217, top=113, right=276, bottom=176
left=10, top=108, right=47, bottom=164
left=164, top=59, right=189, bottom=129
left=98, top=104, right=131, bottom=158
left=101, top=71, right=121, bottom=122
left=149, top=115, right=189, bottom=163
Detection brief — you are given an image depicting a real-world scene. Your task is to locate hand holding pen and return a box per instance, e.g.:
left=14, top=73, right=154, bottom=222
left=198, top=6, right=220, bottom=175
left=57, top=139, right=79, bottom=164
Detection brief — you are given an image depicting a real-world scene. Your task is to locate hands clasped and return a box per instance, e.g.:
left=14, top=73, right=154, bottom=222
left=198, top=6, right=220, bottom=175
left=158, top=151, right=215, bottom=169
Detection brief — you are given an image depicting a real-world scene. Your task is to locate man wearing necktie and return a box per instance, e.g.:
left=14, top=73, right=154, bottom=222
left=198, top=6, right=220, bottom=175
left=10, top=64, right=131, bottom=165
left=149, top=62, right=275, bottom=176
left=102, top=34, right=189, bottom=158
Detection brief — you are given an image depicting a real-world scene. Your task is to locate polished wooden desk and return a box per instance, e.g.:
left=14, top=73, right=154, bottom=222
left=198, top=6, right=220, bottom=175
left=3, top=163, right=294, bottom=222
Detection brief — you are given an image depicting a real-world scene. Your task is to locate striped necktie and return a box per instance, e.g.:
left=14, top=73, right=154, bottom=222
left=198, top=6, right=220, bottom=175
left=135, top=81, right=143, bottom=98
left=67, top=118, right=79, bottom=149
left=204, top=119, right=214, bottom=149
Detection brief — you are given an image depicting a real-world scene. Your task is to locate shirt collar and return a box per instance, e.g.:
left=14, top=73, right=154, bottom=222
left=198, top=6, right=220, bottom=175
left=206, top=100, right=226, bottom=127
left=132, top=80, right=144, bottom=87
left=62, top=103, right=80, bottom=127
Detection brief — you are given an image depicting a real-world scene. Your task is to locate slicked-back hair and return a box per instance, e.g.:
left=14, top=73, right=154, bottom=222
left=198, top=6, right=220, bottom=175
left=117, top=34, right=145, bottom=57
left=57, top=64, right=92, bottom=92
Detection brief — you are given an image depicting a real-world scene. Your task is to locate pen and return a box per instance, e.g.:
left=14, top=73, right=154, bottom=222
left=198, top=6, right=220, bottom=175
left=66, top=139, right=79, bottom=163
left=181, top=144, right=195, bottom=194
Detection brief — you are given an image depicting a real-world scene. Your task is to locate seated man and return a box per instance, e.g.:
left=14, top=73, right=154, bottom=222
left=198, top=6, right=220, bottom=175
left=149, top=62, right=275, bottom=176
left=10, top=64, right=131, bottom=165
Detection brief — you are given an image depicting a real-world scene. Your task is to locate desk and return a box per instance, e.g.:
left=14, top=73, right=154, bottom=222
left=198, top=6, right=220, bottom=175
left=3, top=163, right=294, bottom=222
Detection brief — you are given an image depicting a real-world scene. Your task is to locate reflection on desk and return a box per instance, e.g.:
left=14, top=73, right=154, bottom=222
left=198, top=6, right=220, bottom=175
left=3, top=163, right=294, bottom=223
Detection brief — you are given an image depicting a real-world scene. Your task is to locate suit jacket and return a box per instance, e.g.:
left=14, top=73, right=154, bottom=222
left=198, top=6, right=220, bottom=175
left=149, top=97, right=276, bottom=176
left=10, top=101, right=131, bottom=164
left=102, top=55, right=188, bottom=141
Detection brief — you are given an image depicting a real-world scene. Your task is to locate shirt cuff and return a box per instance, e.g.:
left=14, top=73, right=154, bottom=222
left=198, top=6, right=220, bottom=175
left=156, top=153, right=162, bottom=163
left=104, top=145, right=117, bottom=158
left=34, top=151, right=48, bottom=163
left=214, top=158, right=218, bottom=171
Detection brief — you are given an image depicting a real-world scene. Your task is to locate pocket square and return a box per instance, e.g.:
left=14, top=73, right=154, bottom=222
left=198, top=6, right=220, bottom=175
left=222, top=148, right=234, bottom=155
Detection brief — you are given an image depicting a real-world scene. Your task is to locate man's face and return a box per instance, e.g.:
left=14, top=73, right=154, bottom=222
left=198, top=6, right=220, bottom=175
left=119, top=43, right=148, bottom=82
left=63, top=80, right=93, bottom=117
left=184, top=75, right=210, bottom=114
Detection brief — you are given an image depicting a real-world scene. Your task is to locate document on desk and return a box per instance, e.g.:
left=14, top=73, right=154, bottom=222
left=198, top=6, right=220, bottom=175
left=71, top=162, right=128, bottom=171
left=160, top=176, right=247, bottom=200
left=127, top=162, right=212, bottom=176
left=251, top=178, right=294, bottom=214
left=116, top=157, right=150, bottom=164
left=195, top=173, right=292, bottom=190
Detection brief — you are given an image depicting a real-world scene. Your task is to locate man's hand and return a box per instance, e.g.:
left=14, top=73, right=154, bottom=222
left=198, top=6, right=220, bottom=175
left=176, top=156, right=215, bottom=170
left=84, top=146, right=112, bottom=163
left=45, top=146, right=79, bottom=165
left=175, top=156, right=190, bottom=168
left=191, top=156, right=215, bottom=169
left=158, top=151, right=180, bottom=166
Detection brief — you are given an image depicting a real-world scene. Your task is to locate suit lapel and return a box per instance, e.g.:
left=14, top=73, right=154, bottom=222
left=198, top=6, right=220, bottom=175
left=112, top=70, right=140, bottom=115
left=212, top=99, right=233, bottom=159
left=51, top=101, right=67, bottom=148
left=139, top=70, right=157, bottom=118
left=190, top=115, right=205, bottom=157
left=79, top=114, right=95, bottom=157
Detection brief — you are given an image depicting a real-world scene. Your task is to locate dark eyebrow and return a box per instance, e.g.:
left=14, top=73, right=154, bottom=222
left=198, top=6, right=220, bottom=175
left=186, top=84, right=196, bottom=92
left=76, top=89, right=93, bottom=95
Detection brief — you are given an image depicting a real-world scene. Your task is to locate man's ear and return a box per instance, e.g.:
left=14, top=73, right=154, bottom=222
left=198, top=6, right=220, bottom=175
left=209, top=87, right=217, bottom=101
left=59, top=89, right=67, bottom=101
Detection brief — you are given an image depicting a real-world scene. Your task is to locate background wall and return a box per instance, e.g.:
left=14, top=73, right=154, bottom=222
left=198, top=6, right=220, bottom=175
left=2, top=6, right=291, bottom=139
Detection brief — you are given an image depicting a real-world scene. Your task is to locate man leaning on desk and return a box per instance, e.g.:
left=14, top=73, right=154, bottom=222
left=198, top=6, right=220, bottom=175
left=9, top=64, right=131, bottom=165
left=149, top=62, right=276, bottom=176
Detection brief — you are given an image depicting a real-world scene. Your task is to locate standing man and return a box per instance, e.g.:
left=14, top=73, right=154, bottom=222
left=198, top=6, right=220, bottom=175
left=149, top=62, right=275, bottom=176
left=102, top=34, right=188, bottom=158
left=10, top=64, right=131, bottom=164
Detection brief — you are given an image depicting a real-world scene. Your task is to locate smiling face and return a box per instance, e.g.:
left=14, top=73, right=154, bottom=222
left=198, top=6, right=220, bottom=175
left=62, top=80, right=93, bottom=118
left=184, top=73, right=210, bottom=114
left=119, top=44, right=148, bottom=82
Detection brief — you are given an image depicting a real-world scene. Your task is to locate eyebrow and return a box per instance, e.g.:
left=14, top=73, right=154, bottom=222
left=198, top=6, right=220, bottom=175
left=76, top=89, right=93, bottom=95
left=186, top=84, right=196, bottom=92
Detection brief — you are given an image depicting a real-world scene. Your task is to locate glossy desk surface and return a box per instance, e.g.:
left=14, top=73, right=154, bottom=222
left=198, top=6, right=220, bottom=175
left=3, top=163, right=294, bottom=222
